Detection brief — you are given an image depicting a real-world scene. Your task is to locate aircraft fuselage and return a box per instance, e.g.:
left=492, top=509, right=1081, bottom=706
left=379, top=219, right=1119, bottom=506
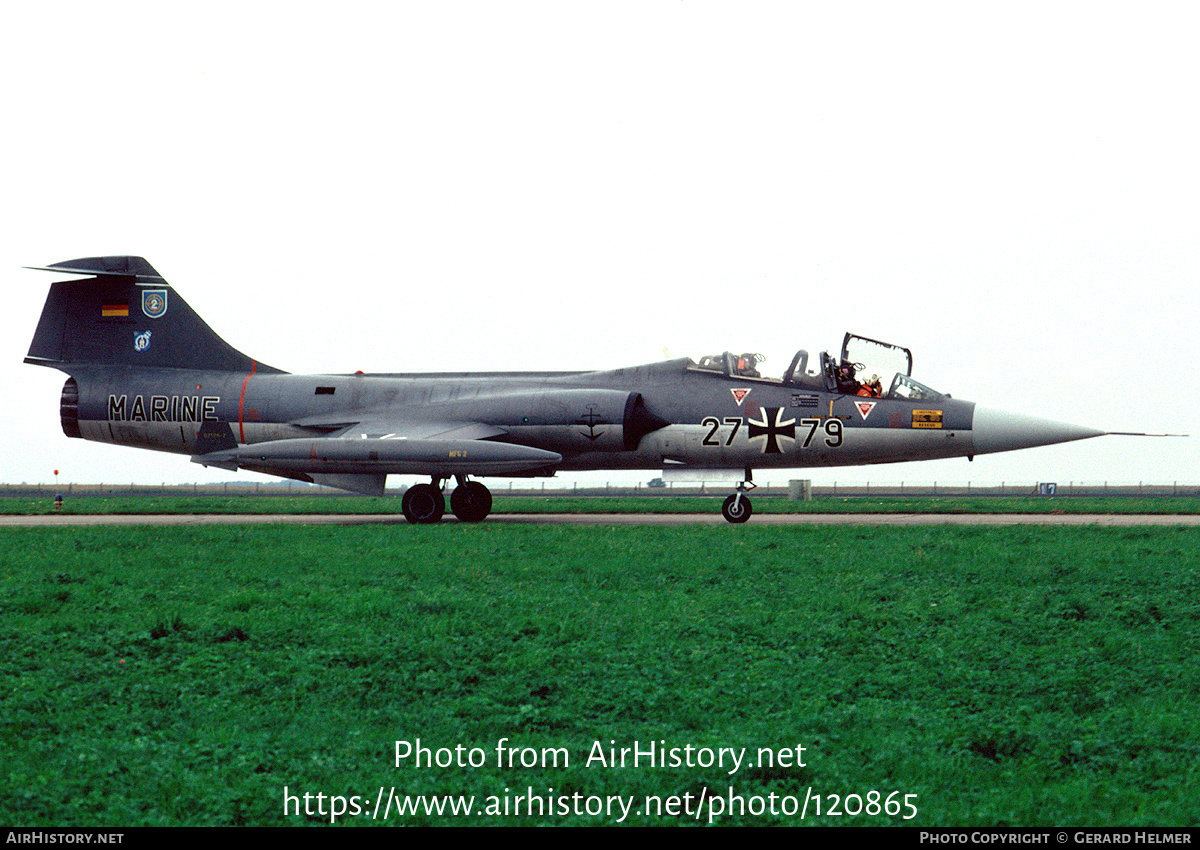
left=62, top=360, right=978, bottom=474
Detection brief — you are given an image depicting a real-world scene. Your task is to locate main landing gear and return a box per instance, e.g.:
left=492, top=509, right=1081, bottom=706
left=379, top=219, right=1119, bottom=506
left=449, top=478, right=492, bottom=523
left=401, top=476, right=493, bottom=524
left=721, top=471, right=755, bottom=524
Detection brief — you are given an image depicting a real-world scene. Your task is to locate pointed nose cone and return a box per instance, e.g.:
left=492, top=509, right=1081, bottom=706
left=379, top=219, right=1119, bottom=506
left=971, top=406, right=1106, bottom=456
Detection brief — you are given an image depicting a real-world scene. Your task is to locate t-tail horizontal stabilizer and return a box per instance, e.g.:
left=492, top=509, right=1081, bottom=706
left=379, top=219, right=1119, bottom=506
left=24, top=256, right=165, bottom=281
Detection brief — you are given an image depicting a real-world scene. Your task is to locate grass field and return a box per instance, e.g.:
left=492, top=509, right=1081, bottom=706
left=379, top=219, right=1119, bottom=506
left=2, top=522, right=1197, bottom=826
left=3, top=494, right=1200, bottom=515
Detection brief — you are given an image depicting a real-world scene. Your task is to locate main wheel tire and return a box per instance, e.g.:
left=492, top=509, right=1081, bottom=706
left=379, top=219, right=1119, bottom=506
left=721, top=493, right=753, bottom=523
left=450, top=481, right=492, bottom=522
left=402, top=484, right=445, bottom=524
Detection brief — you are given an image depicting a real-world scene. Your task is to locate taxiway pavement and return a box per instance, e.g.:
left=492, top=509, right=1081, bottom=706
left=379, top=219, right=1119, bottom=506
left=3, top=513, right=1198, bottom=527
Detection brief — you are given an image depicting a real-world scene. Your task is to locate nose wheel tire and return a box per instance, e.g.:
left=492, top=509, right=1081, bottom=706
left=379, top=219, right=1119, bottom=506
left=450, top=481, right=493, bottom=522
left=721, top=493, right=753, bottom=523
left=402, top=483, right=445, bottom=524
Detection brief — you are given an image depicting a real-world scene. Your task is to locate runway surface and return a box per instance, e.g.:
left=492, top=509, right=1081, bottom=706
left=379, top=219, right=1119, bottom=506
left=3, top=513, right=1199, bottom=527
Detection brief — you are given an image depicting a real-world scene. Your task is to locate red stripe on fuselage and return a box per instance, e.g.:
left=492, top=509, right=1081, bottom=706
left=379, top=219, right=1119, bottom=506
left=239, top=361, right=257, bottom=443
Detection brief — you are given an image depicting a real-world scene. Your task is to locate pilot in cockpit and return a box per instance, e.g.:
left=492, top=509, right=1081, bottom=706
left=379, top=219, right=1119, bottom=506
left=858, top=374, right=883, bottom=398
left=736, top=353, right=762, bottom=378
left=834, top=360, right=860, bottom=394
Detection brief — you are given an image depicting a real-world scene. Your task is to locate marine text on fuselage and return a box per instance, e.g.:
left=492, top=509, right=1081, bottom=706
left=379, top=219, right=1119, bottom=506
left=107, top=394, right=221, bottom=422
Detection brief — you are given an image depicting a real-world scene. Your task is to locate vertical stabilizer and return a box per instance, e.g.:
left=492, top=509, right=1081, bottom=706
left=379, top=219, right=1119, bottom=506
left=25, top=256, right=282, bottom=374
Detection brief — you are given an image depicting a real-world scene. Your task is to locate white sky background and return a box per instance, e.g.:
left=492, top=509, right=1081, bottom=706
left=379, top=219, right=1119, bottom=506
left=3, top=2, right=1196, bottom=489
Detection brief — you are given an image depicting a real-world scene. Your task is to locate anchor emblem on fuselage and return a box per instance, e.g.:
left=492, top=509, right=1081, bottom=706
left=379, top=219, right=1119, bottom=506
left=578, top=405, right=606, bottom=441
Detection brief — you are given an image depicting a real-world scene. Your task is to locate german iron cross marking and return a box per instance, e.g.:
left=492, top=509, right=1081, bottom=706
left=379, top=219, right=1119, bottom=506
left=746, top=407, right=796, bottom=454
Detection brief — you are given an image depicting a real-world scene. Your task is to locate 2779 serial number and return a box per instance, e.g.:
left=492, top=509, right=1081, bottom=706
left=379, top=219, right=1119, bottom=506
left=701, top=416, right=843, bottom=448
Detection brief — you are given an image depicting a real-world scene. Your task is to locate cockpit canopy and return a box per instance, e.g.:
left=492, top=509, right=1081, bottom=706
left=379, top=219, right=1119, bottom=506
left=689, top=332, right=944, bottom=400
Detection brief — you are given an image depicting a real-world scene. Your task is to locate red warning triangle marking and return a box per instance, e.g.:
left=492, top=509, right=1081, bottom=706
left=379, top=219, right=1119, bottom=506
left=855, top=401, right=876, bottom=420
left=730, top=388, right=751, bottom=406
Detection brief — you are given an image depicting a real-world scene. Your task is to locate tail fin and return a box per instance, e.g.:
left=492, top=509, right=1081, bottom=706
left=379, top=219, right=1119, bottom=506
left=25, top=256, right=283, bottom=374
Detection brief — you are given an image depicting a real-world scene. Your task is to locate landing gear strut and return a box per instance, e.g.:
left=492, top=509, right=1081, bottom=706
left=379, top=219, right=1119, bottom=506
left=721, top=470, right=755, bottom=524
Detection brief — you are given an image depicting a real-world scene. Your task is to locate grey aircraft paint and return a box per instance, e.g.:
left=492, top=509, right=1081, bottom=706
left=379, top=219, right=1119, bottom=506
left=25, top=256, right=1107, bottom=523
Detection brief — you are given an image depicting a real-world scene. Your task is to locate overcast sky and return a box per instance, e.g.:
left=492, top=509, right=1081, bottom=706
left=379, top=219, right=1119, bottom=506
left=4, top=2, right=1196, bottom=489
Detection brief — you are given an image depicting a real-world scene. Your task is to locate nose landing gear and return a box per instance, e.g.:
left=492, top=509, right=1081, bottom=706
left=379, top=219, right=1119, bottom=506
left=721, top=471, right=755, bottom=524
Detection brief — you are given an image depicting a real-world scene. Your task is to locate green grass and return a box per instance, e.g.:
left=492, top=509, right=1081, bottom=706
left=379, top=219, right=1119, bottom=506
left=2, top=524, right=1198, bottom=826
left=3, top=494, right=1200, bottom=515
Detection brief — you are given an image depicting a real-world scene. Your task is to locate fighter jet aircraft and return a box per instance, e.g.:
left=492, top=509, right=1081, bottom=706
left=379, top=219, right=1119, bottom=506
left=25, top=256, right=1111, bottom=523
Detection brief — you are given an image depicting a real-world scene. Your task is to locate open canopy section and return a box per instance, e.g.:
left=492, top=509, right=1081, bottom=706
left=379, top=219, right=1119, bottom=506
left=687, top=333, right=944, bottom=399
left=831, top=333, right=942, bottom=400
left=841, top=333, right=912, bottom=379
